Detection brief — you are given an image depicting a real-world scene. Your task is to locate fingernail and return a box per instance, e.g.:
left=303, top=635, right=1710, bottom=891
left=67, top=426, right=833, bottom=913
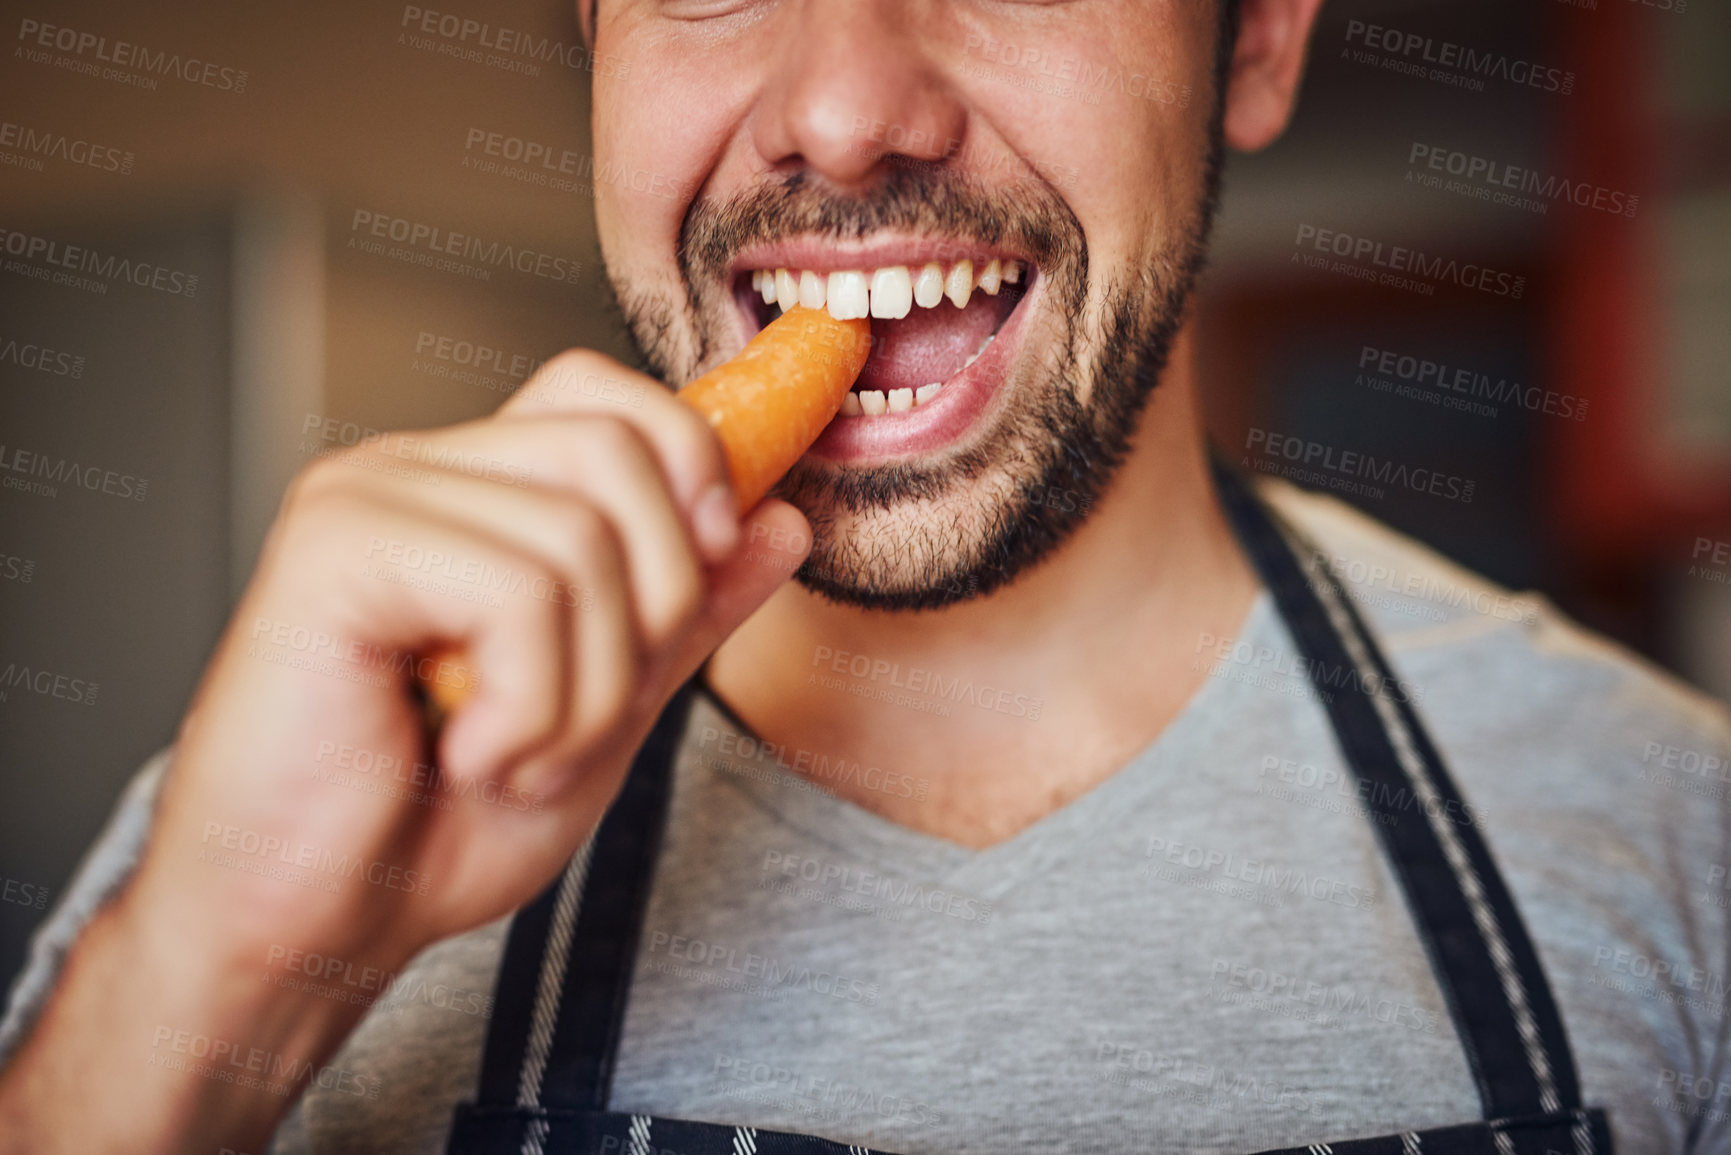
left=693, top=484, right=739, bottom=558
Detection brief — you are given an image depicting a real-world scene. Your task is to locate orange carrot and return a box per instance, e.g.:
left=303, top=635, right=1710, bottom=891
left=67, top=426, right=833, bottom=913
left=678, top=305, right=871, bottom=508
left=417, top=306, right=870, bottom=718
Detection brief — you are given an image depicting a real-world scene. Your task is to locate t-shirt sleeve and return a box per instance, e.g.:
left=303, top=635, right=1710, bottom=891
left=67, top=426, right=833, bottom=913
left=0, top=745, right=323, bottom=1154
left=0, top=746, right=172, bottom=1070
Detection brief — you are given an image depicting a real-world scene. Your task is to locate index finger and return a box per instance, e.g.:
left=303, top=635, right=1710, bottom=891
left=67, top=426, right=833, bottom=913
left=499, top=348, right=728, bottom=515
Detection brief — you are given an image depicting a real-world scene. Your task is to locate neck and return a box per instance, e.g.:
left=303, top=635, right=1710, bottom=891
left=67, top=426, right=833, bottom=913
left=706, top=321, right=1262, bottom=849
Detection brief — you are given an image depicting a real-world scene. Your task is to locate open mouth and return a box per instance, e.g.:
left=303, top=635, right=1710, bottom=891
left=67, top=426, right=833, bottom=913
left=728, top=242, right=1035, bottom=459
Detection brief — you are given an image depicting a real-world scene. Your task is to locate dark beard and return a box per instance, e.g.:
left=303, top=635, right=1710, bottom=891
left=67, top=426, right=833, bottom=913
left=614, top=122, right=1227, bottom=613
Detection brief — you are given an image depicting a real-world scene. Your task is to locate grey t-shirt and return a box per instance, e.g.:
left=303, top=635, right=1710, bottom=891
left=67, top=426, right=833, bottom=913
left=5, top=481, right=1730, bottom=1153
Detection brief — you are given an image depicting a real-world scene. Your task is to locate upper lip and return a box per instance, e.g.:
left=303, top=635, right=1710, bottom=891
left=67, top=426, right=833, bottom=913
left=727, top=234, right=1031, bottom=279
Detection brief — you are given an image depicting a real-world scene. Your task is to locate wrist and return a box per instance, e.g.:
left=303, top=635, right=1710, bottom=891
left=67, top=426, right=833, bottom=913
left=109, top=870, right=379, bottom=1076
left=0, top=879, right=378, bottom=1154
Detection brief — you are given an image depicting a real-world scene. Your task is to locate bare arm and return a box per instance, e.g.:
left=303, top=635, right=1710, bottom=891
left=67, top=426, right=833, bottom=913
left=0, top=351, right=813, bottom=1153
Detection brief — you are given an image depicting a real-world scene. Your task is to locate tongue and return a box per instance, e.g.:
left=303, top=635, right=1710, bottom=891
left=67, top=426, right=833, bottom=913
left=854, top=290, right=1010, bottom=394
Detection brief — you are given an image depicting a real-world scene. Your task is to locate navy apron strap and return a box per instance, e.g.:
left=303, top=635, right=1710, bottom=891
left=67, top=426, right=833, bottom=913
left=1210, top=456, right=1582, bottom=1120
left=463, top=681, right=695, bottom=1122
left=1245, top=1110, right=1612, bottom=1155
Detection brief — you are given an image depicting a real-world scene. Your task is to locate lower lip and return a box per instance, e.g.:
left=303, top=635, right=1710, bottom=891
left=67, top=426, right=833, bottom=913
left=804, top=282, right=1035, bottom=463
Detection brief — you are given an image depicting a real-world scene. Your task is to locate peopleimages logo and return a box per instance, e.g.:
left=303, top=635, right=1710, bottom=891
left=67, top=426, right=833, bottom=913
left=1407, top=143, right=1638, bottom=219
left=1143, top=836, right=1378, bottom=911
left=711, top=1054, right=946, bottom=1127
left=1243, top=427, right=1475, bottom=506
left=960, top=32, right=1192, bottom=107
left=397, top=6, right=628, bottom=78
left=0, top=120, right=134, bottom=175
left=1194, top=630, right=1424, bottom=706
left=198, top=822, right=433, bottom=897
left=150, top=1026, right=380, bottom=1100
left=1341, top=19, right=1573, bottom=95
left=760, top=849, right=995, bottom=925
left=699, top=725, right=930, bottom=802
left=1209, top=957, right=1442, bottom=1035
left=0, top=228, right=199, bottom=297
left=411, top=330, right=544, bottom=395
left=1292, top=224, right=1524, bottom=299
left=16, top=18, right=249, bottom=92
left=1, top=877, right=50, bottom=910
left=645, top=931, right=880, bottom=1006
left=462, top=128, right=685, bottom=201
left=0, top=661, right=99, bottom=706
left=0, top=334, right=85, bottom=379
left=348, top=210, right=585, bottom=285
left=808, top=645, right=1045, bottom=721
left=1356, top=345, right=1587, bottom=422
left=0, top=551, right=35, bottom=583
left=263, top=943, right=495, bottom=1019
left=1311, top=549, right=1538, bottom=628
left=0, top=443, right=149, bottom=502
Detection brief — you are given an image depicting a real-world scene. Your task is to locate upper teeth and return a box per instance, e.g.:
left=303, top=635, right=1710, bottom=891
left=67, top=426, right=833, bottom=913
left=826, top=270, right=869, bottom=320
left=945, top=260, right=973, bottom=309
left=798, top=269, right=825, bottom=309
left=751, top=259, right=1023, bottom=320
left=869, top=267, right=912, bottom=320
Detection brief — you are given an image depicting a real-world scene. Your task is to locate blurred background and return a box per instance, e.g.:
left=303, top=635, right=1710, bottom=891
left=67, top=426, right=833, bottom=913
left=1, top=0, right=1727, bottom=993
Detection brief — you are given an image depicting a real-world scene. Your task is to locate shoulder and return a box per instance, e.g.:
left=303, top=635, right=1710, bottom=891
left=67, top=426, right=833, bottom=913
left=1260, top=477, right=1547, bottom=644
left=1260, top=476, right=1730, bottom=761
left=1263, top=479, right=1731, bottom=1146
left=1260, top=478, right=1731, bottom=823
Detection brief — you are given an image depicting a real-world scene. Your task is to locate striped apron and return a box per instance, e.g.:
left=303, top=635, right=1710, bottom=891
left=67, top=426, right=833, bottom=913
left=445, top=460, right=1615, bottom=1155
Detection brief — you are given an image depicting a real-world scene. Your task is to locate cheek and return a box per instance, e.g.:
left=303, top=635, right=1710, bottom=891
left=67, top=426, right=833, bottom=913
left=592, top=59, right=737, bottom=278
left=1071, top=86, right=1210, bottom=241
left=950, top=22, right=1215, bottom=298
left=593, top=112, right=671, bottom=276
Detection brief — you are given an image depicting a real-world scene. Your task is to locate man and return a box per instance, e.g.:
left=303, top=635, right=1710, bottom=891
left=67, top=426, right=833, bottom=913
left=0, top=0, right=1725, bottom=1152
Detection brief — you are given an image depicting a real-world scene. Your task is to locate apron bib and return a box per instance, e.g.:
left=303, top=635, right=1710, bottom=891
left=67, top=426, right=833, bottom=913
left=445, top=461, right=1614, bottom=1155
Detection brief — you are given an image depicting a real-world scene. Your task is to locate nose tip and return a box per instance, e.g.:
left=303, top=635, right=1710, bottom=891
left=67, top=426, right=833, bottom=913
left=763, top=111, right=960, bottom=192
left=747, top=6, right=966, bottom=192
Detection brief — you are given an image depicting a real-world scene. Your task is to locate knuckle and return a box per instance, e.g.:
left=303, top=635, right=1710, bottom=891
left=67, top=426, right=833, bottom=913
left=282, top=455, right=346, bottom=511
left=576, top=415, right=648, bottom=469
left=542, top=346, right=610, bottom=381
left=509, top=566, right=567, bottom=633
left=276, top=471, right=361, bottom=548
left=551, top=638, right=641, bottom=763
left=585, top=649, right=640, bottom=740
left=516, top=348, right=615, bottom=404
left=258, top=489, right=375, bottom=594
left=650, top=558, right=706, bottom=644
left=556, top=501, right=621, bottom=577
left=666, top=402, right=727, bottom=478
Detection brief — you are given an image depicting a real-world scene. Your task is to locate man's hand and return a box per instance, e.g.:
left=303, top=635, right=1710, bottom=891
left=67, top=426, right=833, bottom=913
left=0, top=351, right=814, bottom=1155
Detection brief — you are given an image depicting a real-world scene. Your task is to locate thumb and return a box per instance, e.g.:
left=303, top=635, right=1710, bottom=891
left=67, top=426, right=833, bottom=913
left=668, top=498, right=813, bottom=683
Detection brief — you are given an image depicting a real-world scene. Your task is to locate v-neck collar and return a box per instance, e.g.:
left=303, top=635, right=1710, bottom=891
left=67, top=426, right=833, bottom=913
left=686, top=590, right=1277, bottom=903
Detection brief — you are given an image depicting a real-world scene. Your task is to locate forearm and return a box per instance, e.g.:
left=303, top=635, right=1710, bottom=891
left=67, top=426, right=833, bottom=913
left=0, top=887, right=368, bottom=1155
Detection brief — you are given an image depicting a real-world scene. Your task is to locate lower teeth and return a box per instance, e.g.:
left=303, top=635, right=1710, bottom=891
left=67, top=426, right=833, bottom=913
left=839, top=318, right=1002, bottom=419
left=845, top=377, right=945, bottom=418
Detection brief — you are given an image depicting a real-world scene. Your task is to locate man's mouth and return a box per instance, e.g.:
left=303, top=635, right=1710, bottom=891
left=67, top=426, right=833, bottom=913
left=728, top=241, right=1035, bottom=460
